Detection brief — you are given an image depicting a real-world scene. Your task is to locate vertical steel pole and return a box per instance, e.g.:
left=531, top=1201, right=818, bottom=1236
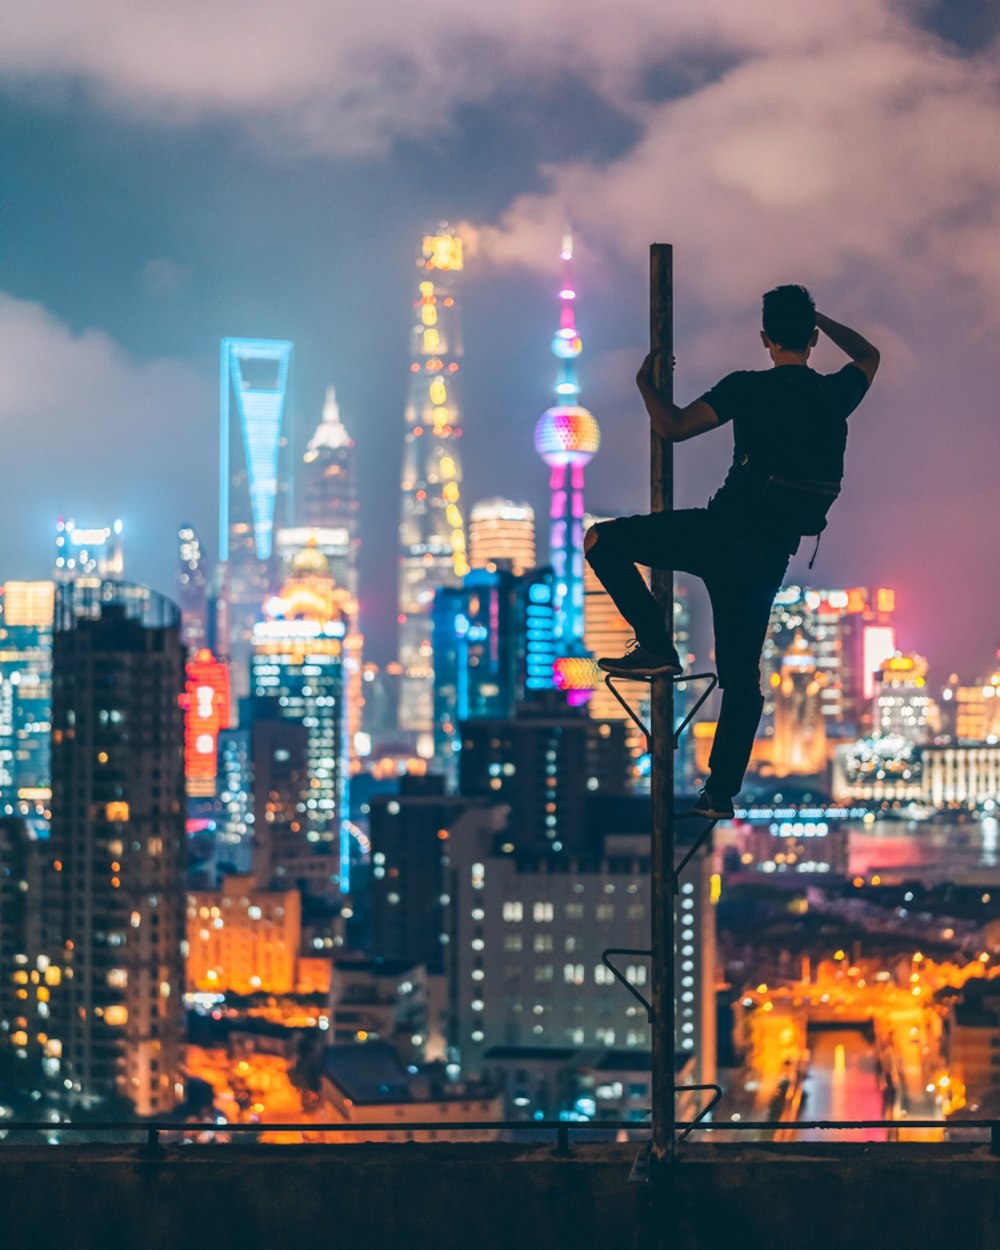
left=649, top=245, right=675, bottom=1163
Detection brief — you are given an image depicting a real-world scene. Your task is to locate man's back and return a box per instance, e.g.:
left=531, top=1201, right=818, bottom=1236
left=702, top=362, right=870, bottom=518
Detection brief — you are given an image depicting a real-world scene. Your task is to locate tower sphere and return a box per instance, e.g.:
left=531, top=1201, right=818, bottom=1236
left=551, top=329, right=583, bottom=359
left=534, top=405, right=601, bottom=467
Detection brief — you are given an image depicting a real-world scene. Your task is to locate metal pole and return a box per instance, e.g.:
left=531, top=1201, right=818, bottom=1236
left=649, top=244, right=675, bottom=1163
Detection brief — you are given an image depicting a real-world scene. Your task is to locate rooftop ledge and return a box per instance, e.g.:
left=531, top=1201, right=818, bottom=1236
left=2, top=1140, right=1000, bottom=1250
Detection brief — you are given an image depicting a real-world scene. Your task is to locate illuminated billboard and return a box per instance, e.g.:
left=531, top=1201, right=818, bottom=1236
left=184, top=650, right=231, bottom=797
left=862, top=626, right=896, bottom=700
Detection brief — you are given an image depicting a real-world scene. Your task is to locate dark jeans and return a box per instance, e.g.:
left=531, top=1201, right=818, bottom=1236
left=585, top=507, right=792, bottom=797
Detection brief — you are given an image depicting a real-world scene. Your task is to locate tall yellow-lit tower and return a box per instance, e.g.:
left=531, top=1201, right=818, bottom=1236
left=397, top=225, right=468, bottom=745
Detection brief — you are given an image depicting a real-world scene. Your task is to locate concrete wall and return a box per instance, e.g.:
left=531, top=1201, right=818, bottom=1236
left=1, top=1140, right=999, bottom=1250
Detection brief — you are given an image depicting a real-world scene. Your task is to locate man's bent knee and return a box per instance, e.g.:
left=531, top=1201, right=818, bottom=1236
left=584, top=523, right=602, bottom=558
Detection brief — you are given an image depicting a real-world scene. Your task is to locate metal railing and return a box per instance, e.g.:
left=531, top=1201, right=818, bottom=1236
left=1, top=1116, right=998, bottom=1153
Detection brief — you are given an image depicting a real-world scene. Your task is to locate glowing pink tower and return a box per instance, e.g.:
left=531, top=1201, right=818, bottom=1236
left=533, top=234, right=601, bottom=700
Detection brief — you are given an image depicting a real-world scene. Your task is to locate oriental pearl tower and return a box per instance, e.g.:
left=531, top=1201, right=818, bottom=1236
left=533, top=234, right=601, bottom=703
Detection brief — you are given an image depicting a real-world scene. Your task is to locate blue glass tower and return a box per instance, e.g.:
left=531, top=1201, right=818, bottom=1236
left=433, top=566, right=557, bottom=773
left=219, top=338, right=294, bottom=696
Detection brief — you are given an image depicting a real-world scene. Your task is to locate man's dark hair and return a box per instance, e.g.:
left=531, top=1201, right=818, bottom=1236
left=762, top=284, right=816, bottom=351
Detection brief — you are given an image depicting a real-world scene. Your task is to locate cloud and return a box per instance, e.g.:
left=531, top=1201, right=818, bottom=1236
left=474, top=29, right=1000, bottom=323
left=0, top=0, right=939, bottom=154
left=0, top=293, right=212, bottom=586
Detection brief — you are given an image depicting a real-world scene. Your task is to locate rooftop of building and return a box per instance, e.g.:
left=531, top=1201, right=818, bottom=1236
left=321, top=1042, right=496, bottom=1106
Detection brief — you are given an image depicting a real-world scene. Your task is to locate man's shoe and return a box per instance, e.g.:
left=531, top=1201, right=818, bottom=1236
left=597, top=639, right=682, bottom=679
left=690, top=789, right=735, bottom=821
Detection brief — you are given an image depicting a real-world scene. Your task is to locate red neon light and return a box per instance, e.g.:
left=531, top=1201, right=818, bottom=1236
left=183, top=650, right=231, bottom=793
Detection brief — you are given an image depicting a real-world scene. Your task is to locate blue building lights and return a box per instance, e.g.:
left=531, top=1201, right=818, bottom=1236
left=433, top=566, right=558, bottom=774
left=219, top=338, right=293, bottom=563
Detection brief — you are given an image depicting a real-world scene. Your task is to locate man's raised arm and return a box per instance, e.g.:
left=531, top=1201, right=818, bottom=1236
left=635, top=353, right=721, bottom=443
left=815, top=312, right=880, bottom=385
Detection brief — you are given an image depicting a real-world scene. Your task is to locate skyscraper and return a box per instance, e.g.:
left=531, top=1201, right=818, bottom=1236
left=54, top=518, right=124, bottom=584
left=398, top=226, right=469, bottom=743
left=432, top=565, right=559, bottom=772
left=177, top=525, right=210, bottom=651
left=533, top=235, right=601, bottom=704
left=47, top=582, right=186, bottom=1115
left=874, top=652, right=935, bottom=744
left=468, top=499, right=536, bottom=577
left=0, top=582, right=54, bottom=816
left=301, top=387, right=360, bottom=597
left=249, top=547, right=350, bottom=892
left=761, top=586, right=896, bottom=737
left=219, top=337, right=294, bottom=697
left=770, top=633, right=828, bottom=777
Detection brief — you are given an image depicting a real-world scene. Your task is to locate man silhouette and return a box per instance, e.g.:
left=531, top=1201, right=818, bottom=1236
left=584, top=285, right=879, bottom=818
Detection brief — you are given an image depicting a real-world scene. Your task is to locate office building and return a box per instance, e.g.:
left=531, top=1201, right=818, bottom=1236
left=0, top=581, right=54, bottom=815
left=446, top=812, right=716, bottom=1087
left=301, top=387, right=360, bottom=597
left=186, top=875, right=302, bottom=995
left=216, top=728, right=253, bottom=874
left=944, top=667, right=1000, bottom=743
left=769, top=633, right=828, bottom=777
left=249, top=548, right=349, bottom=889
left=0, top=816, right=45, bottom=1075
left=432, top=565, right=559, bottom=773
left=874, top=653, right=935, bottom=744
left=177, top=525, right=211, bottom=651
left=398, top=225, right=469, bottom=743
left=47, top=581, right=186, bottom=1115
left=53, top=518, right=124, bottom=585
left=761, top=586, right=896, bottom=736
left=468, top=499, right=536, bottom=577
left=458, top=697, right=628, bottom=854
left=369, top=776, right=506, bottom=976
left=218, top=337, right=294, bottom=697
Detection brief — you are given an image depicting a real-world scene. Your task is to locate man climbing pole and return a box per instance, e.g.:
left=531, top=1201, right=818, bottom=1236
left=585, top=284, right=879, bottom=819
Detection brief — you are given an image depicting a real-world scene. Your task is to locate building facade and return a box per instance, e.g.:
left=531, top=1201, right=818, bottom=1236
left=249, top=548, right=349, bottom=890
left=47, top=582, right=187, bottom=1115
left=446, top=823, right=716, bottom=1089
left=397, top=226, right=469, bottom=743
left=218, top=337, right=294, bottom=698
left=457, top=700, right=628, bottom=855
left=432, top=565, right=559, bottom=774
left=0, top=581, right=54, bottom=816
left=468, top=498, right=536, bottom=577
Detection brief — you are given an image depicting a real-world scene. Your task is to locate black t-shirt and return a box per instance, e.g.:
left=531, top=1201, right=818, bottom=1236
left=700, top=363, right=869, bottom=529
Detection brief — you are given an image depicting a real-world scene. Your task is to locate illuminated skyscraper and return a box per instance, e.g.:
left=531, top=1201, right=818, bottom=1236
left=468, top=498, right=536, bottom=576
left=762, top=586, right=896, bottom=737
left=398, top=226, right=468, bottom=742
left=301, top=387, right=360, bottom=597
left=177, top=525, right=210, bottom=651
left=219, top=337, right=294, bottom=697
left=874, top=652, right=935, bottom=744
left=54, top=518, right=124, bottom=584
left=47, top=582, right=186, bottom=1115
left=534, top=234, right=601, bottom=702
left=432, top=565, right=558, bottom=772
left=250, top=547, right=351, bottom=892
left=770, top=633, right=828, bottom=776
left=0, top=582, right=54, bottom=815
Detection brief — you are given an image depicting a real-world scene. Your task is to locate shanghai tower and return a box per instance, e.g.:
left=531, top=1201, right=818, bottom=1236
left=397, top=225, right=469, bottom=742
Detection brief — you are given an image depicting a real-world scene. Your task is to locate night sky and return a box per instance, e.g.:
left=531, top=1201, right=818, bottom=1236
left=2, top=0, right=999, bottom=678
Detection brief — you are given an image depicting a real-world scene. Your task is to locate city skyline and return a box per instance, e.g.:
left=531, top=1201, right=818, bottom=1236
left=1, top=3, right=999, bottom=683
